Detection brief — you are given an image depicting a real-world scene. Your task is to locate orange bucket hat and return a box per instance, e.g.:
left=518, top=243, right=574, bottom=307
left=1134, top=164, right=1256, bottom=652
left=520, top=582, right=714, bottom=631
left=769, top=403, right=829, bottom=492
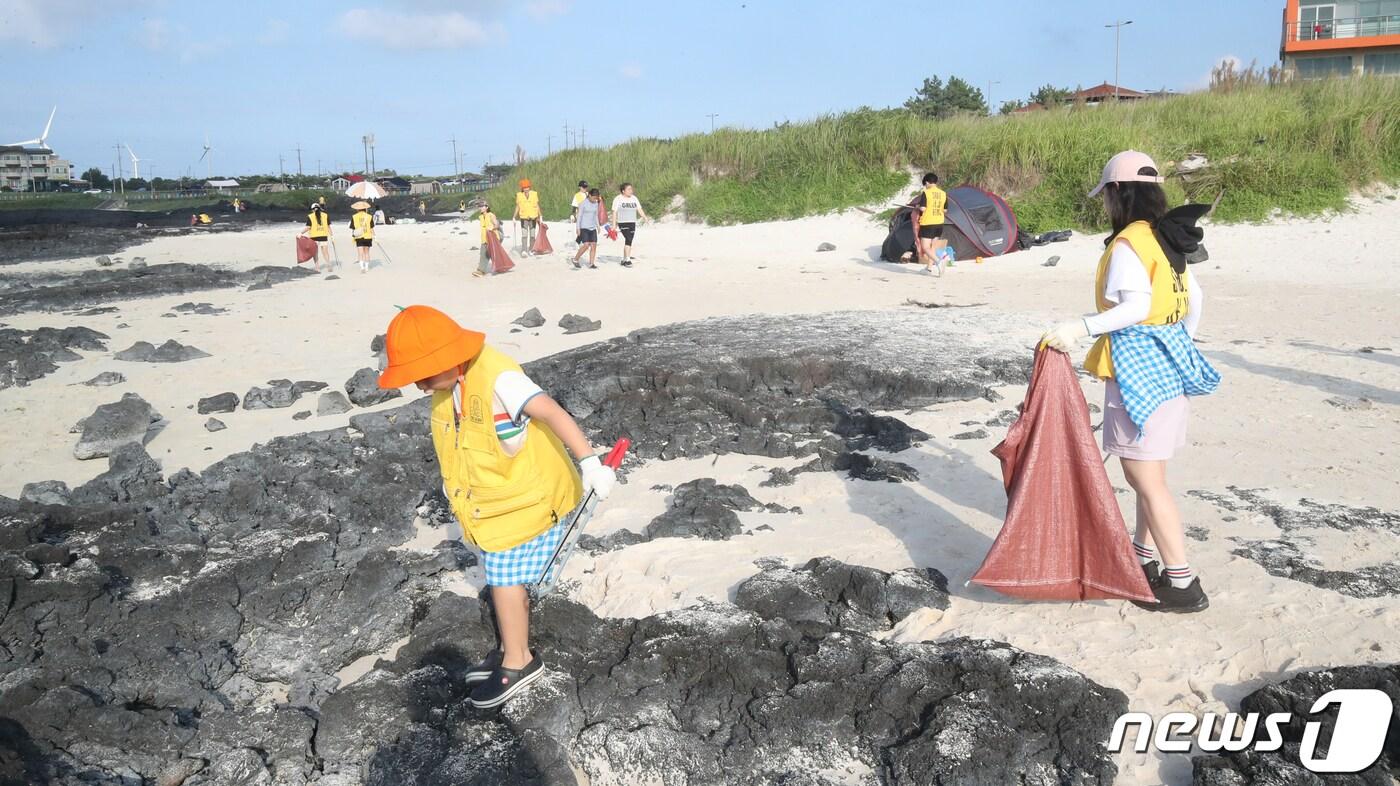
left=518, top=178, right=531, bottom=189
left=377, top=306, right=485, bottom=389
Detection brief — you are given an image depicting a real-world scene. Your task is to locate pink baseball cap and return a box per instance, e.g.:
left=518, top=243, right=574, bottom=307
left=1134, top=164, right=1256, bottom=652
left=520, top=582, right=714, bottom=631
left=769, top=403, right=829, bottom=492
left=1088, top=150, right=1165, bottom=197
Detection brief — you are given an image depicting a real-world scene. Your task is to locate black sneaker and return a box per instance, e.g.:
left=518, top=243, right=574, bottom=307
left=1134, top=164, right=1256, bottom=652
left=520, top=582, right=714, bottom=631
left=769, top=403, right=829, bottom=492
left=464, top=649, right=502, bottom=685
left=1142, top=561, right=1162, bottom=588
left=621, top=259, right=633, bottom=268
left=469, top=656, right=546, bottom=709
left=1140, top=577, right=1210, bottom=613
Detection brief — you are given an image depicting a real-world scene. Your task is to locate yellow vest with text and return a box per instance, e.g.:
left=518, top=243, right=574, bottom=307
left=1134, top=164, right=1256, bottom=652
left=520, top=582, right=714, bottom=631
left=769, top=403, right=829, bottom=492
left=918, top=185, right=946, bottom=225
left=430, top=346, right=582, bottom=551
left=352, top=211, right=374, bottom=240
left=479, top=211, right=496, bottom=243
left=1084, top=221, right=1191, bottom=379
left=515, top=190, right=540, bottom=219
left=307, top=211, right=330, bottom=238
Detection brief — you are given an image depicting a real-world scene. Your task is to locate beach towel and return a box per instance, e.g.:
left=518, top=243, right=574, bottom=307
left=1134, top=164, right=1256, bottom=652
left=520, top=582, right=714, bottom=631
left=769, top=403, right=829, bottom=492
left=295, top=236, right=317, bottom=264
left=486, top=227, right=516, bottom=273
left=971, top=349, right=1155, bottom=603
left=532, top=221, right=553, bottom=254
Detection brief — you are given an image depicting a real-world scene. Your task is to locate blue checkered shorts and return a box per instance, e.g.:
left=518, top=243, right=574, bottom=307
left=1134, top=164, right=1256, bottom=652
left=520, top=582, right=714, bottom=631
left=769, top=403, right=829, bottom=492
left=478, top=513, right=573, bottom=587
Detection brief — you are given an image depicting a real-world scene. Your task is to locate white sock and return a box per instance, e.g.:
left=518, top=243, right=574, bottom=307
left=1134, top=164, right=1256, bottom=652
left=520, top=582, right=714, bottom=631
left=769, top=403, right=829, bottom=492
left=1133, top=541, right=1157, bottom=566
left=1163, top=564, right=1196, bottom=589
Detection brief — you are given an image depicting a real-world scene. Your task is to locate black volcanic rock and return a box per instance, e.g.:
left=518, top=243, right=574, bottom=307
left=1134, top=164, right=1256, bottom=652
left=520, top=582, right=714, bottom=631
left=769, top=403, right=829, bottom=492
left=317, top=390, right=353, bottom=416
left=79, top=371, right=125, bottom=387
left=197, top=391, right=239, bottom=414
left=114, top=338, right=210, bottom=363
left=734, top=556, right=950, bottom=635
left=0, top=325, right=109, bottom=389
left=513, top=307, right=546, bottom=328
left=347, top=366, right=403, bottom=407
left=72, top=393, right=161, bottom=459
left=1192, top=487, right=1400, bottom=597
left=558, top=313, right=601, bottom=334
left=643, top=477, right=764, bottom=540
left=242, top=380, right=299, bottom=410
left=0, top=263, right=314, bottom=317
left=1193, top=664, right=1400, bottom=784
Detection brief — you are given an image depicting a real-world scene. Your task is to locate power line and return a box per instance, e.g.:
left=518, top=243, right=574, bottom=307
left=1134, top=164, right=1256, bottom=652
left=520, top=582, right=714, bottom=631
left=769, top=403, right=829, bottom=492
left=706, top=113, right=719, bottom=132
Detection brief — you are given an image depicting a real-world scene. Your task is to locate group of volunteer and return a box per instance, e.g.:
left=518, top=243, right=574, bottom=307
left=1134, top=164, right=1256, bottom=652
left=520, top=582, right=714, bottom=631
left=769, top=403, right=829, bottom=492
left=367, top=149, right=1220, bottom=712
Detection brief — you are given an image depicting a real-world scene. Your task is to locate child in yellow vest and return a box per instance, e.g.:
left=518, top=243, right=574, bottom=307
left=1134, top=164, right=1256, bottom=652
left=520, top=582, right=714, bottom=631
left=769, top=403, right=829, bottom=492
left=512, top=179, right=541, bottom=254
left=915, top=172, right=948, bottom=275
left=1041, top=150, right=1219, bottom=613
left=377, top=305, right=617, bottom=708
left=474, top=200, right=501, bottom=278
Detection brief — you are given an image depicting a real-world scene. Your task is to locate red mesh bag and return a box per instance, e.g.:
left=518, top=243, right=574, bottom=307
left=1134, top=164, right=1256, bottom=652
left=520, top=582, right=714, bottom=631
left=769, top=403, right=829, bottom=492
left=532, top=221, right=553, bottom=255
left=295, top=236, right=317, bottom=263
left=486, top=228, right=515, bottom=274
left=971, top=349, right=1155, bottom=602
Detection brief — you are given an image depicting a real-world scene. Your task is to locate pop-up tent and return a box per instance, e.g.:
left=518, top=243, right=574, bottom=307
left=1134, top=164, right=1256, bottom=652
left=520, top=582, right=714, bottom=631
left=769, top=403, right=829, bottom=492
left=880, top=186, right=1021, bottom=262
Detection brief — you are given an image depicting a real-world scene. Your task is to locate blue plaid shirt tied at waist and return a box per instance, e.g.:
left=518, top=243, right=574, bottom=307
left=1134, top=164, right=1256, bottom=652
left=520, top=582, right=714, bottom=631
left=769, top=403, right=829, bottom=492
left=1108, top=323, right=1221, bottom=436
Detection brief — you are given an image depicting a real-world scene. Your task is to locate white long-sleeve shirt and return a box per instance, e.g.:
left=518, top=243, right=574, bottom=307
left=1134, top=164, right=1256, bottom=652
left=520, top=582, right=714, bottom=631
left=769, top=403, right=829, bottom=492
left=1082, top=240, right=1203, bottom=338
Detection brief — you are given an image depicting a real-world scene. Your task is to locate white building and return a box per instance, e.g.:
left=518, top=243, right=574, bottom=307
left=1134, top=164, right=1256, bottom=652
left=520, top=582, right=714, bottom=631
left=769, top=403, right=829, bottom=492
left=0, top=146, right=72, bottom=192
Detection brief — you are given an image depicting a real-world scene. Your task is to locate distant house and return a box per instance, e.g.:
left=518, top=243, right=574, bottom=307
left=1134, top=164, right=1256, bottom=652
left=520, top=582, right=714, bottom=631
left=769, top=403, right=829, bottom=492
left=255, top=183, right=289, bottom=193
left=376, top=176, right=411, bottom=194
left=1011, top=102, right=1046, bottom=114
left=329, top=176, right=352, bottom=191
left=1279, top=0, right=1400, bottom=78
left=409, top=179, right=442, bottom=195
left=205, top=179, right=240, bottom=192
left=1070, top=83, right=1148, bottom=105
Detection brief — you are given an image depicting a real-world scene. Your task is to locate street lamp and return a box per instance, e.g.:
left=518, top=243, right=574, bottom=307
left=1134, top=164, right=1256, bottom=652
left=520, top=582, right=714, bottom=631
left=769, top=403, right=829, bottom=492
left=987, top=80, right=1000, bottom=114
left=1105, top=20, right=1133, bottom=101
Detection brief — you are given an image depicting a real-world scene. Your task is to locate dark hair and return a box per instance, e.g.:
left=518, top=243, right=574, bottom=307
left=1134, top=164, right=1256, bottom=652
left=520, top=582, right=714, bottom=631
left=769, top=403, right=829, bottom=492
left=588, top=187, right=600, bottom=197
left=1103, top=169, right=1167, bottom=238
left=619, top=182, right=632, bottom=192
left=578, top=180, right=589, bottom=187
left=922, top=172, right=939, bottom=185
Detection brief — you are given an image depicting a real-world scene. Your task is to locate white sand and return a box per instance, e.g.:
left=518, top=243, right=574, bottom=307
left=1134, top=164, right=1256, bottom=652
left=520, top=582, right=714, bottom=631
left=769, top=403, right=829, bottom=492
left=3, top=193, right=1398, bottom=784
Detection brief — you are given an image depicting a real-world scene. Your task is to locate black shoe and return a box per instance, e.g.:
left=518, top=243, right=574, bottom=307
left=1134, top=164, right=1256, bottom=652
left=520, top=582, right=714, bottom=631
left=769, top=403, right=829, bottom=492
left=1142, top=561, right=1162, bottom=588
left=1138, top=577, right=1210, bottom=613
left=464, top=649, right=502, bottom=685
left=469, top=656, right=546, bottom=709
left=621, top=259, right=633, bottom=267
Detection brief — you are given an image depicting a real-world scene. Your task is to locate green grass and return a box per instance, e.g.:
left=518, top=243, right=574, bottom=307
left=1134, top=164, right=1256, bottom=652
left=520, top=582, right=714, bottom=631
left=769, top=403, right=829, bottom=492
left=482, top=78, right=1400, bottom=232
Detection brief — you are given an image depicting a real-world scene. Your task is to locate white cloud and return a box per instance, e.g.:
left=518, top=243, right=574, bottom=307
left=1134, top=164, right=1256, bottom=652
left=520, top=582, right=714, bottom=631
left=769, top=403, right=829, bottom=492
left=527, top=0, right=572, bottom=20
left=1, top=0, right=123, bottom=48
left=619, top=62, right=643, bottom=79
left=137, top=18, right=168, bottom=51
left=338, top=7, right=497, bottom=49
left=257, top=19, right=291, bottom=46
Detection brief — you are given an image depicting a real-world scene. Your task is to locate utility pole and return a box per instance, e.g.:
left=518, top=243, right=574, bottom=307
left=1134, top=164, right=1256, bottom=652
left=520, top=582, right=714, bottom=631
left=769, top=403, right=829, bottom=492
left=295, top=143, right=303, bottom=177
left=449, top=136, right=459, bottom=183
left=563, top=121, right=570, bottom=150
left=580, top=127, right=586, bottom=148
left=706, top=113, right=718, bottom=132
left=546, top=135, right=552, bottom=156
left=114, top=143, right=125, bottom=195
left=1105, top=20, right=1133, bottom=101
left=279, top=153, right=286, bottom=182
left=362, top=135, right=370, bottom=176
left=986, top=80, right=1000, bottom=114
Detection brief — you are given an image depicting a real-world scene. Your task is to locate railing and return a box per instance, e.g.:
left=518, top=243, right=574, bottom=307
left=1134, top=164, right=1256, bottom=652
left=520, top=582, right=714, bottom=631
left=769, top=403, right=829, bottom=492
left=1284, top=15, right=1400, bottom=44
left=0, top=178, right=505, bottom=201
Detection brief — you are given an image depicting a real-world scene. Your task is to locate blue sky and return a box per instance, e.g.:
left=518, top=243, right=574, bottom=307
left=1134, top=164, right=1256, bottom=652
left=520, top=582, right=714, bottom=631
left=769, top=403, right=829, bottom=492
left=1, top=0, right=1285, bottom=181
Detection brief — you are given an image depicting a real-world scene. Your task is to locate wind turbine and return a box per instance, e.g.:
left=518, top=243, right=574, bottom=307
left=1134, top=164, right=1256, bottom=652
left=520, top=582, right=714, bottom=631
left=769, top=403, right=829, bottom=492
left=126, top=144, right=142, bottom=181
left=5, top=106, right=56, bottom=148
left=199, top=133, right=214, bottom=180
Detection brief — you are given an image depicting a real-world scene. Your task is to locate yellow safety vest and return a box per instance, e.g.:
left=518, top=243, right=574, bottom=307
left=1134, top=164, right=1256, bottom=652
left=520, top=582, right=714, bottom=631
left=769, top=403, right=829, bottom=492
left=515, top=190, right=540, bottom=219
left=918, top=185, right=946, bottom=225
left=430, top=346, right=582, bottom=551
left=307, top=211, right=329, bottom=238
left=351, top=211, right=374, bottom=240
left=479, top=211, right=496, bottom=243
left=1084, top=220, right=1191, bottom=379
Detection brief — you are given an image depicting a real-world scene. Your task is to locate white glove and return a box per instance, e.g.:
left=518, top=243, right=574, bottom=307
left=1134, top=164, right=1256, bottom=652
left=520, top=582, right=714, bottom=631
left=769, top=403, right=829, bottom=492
left=1039, top=319, right=1090, bottom=352
left=578, top=454, right=617, bottom=501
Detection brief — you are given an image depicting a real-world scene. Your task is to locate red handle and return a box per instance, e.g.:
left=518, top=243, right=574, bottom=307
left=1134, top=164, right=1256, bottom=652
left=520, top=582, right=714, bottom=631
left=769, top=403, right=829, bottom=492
left=603, top=438, right=630, bottom=468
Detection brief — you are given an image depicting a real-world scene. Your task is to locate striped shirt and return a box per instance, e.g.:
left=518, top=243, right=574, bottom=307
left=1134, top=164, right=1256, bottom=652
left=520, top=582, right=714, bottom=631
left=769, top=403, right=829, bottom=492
left=451, top=370, right=544, bottom=456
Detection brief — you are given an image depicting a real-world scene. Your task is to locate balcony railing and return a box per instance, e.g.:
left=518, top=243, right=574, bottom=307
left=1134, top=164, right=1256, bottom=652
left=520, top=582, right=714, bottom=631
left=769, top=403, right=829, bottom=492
left=1285, top=15, right=1400, bottom=44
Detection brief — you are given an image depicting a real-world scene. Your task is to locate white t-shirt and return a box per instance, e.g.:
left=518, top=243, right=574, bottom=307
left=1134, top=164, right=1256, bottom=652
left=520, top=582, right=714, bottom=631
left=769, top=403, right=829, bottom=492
left=1084, top=240, right=1203, bottom=337
left=612, top=194, right=641, bottom=223
left=451, top=370, right=544, bottom=457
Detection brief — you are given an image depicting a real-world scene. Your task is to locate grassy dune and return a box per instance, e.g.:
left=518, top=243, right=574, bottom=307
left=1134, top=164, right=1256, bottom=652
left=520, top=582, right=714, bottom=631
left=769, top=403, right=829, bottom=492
left=489, top=78, right=1400, bottom=231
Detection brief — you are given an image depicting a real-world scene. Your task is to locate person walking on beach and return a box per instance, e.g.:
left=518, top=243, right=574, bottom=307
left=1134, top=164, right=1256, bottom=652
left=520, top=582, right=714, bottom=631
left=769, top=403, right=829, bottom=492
left=459, top=199, right=467, bottom=217
left=349, top=200, right=375, bottom=273
left=1040, top=150, right=1220, bottom=613
left=570, top=180, right=589, bottom=223
left=572, top=188, right=602, bottom=269
left=418, top=199, right=428, bottom=217
left=611, top=183, right=649, bottom=268
left=513, top=179, right=541, bottom=255
left=376, top=305, right=616, bottom=708
left=476, top=199, right=502, bottom=278
left=301, top=202, right=334, bottom=272
left=914, top=173, right=948, bottom=275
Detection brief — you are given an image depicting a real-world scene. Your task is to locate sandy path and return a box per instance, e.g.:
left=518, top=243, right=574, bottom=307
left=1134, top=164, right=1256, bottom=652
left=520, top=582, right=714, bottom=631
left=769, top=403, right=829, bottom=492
left=2, top=194, right=1398, bottom=785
